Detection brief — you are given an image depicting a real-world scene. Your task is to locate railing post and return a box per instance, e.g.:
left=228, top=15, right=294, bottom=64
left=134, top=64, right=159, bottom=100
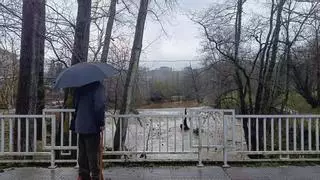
left=42, top=111, right=46, bottom=149
left=1, top=117, right=4, bottom=152
left=197, top=116, right=204, bottom=167
left=232, top=110, right=236, bottom=149
left=223, top=114, right=230, bottom=168
left=49, top=115, right=56, bottom=169
left=75, top=134, right=79, bottom=169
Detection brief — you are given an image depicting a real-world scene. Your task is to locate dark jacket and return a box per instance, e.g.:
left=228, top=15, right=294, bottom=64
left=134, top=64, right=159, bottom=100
left=72, top=81, right=106, bottom=134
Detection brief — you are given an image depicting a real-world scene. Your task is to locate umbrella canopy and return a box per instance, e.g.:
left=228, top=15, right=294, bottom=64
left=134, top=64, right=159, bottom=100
left=53, top=62, right=118, bottom=89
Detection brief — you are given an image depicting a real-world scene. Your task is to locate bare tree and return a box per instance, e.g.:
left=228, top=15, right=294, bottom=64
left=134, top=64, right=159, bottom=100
left=261, top=0, right=287, bottom=113
left=101, top=0, right=117, bottom=63
left=193, top=0, right=319, bottom=154
left=292, top=4, right=320, bottom=108
left=192, top=0, right=285, bottom=152
left=184, top=65, right=202, bottom=103
left=279, top=0, right=318, bottom=111
left=113, top=0, right=150, bottom=151
left=15, top=0, right=46, bottom=151
left=45, top=0, right=75, bottom=67
left=71, top=0, right=92, bottom=65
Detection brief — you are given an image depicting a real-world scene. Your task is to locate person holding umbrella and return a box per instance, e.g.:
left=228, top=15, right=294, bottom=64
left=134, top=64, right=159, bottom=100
left=54, top=62, right=118, bottom=180
left=73, top=81, right=105, bottom=180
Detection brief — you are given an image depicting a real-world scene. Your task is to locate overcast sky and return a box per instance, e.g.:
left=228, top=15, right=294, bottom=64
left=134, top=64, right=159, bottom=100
left=140, top=0, right=266, bottom=70
left=140, top=0, right=213, bottom=70
left=52, top=0, right=311, bottom=70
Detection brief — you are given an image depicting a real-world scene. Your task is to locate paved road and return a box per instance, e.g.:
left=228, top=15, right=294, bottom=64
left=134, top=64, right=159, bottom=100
left=1, top=166, right=320, bottom=180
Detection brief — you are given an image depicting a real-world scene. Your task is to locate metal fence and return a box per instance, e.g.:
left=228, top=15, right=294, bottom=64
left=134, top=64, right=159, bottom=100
left=189, top=108, right=235, bottom=167
left=42, top=109, right=209, bottom=167
left=42, top=108, right=235, bottom=167
left=1, top=110, right=320, bottom=167
left=235, top=115, right=320, bottom=161
left=0, top=114, right=56, bottom=167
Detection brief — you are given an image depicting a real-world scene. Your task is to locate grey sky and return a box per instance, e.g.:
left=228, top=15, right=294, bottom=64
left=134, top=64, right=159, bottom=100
left=140, top=0, right=263, bottom=70
left=50, top=0, right=268, bottom=70
left=141, top=0, right=213, bottom=70
left=141, top=0, right=313, bottom=70
left=51, top=0, right=312, bottom=70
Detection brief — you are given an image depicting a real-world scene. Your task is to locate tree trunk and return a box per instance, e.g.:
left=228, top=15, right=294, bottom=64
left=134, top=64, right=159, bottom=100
left=65, top=0, right=92, bottom=105
left=36, top=0, right=46, bottom=140
left=233, top=0, right=252, bottom=151
left=71, top=0, right=92, bottom=65
left=113, top=0, right=149, bottom=151
left=101, top=0, right=117, bottom=63
left=292, top=26, right=320, bottom=109
left=281, top=23, right=291, bottom=113
left=316, top=29, right=320, bottom=103
left=262, top=0, right=286, bottom=114
left=60, top=0, right=92, bottom=159
left=189, top=66, right=201, bottom=103
left=254, top=0, right=275, bottom=114
left=14, top=0, right=46, bottom=152
left=234, top=0, right=245, bottom=114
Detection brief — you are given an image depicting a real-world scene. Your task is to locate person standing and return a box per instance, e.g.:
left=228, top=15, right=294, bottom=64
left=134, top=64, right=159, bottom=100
left=71, top=81, right=106, bottom=180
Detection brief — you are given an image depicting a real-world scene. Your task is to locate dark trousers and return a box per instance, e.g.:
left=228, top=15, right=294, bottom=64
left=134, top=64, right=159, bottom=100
left=78, top=133, right=101, bottom=180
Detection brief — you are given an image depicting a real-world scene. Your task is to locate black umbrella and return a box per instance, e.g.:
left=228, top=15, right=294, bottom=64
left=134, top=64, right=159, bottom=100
left=53, top=62, right=118, bottom=89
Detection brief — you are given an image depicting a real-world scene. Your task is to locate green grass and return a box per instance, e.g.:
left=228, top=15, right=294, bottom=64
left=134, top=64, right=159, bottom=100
left=218, top=91, right=320, bottom=114
left=218, top=91, right=239, bottom=109
left=287, top=92, right=320, bottom=114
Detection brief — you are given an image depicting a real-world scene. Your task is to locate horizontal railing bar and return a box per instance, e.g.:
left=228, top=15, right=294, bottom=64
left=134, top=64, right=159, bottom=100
left=0, top=152, right=51, bottom=156
left=45, top=108, right=234, bottom=112
left=42, top=147, right=198, bottom=153
left=237, top=151, right=320, bottom=155
left=2, top=159, right=320, bottom=164
left=103, top=159, right=201, bottom=163
left=103, top=151, right=197, bottom=155
left=230, top=159, right=320, bottom=162
left=0, top=115, right=55, bottom=118
left=107, top=114, right=201, bottom=118
left=49, top=147, right=77, bottom=150
left=43, top=109, right=75, bottom=113
left=192, top=145, right=224, bottom=148
left=189, top=109, right=235, bottom=112
left=43, top=109, right=319, bottom=118
left=42, top=146, right=54, bottom=150
left=236, top=115, right=320, bottom=118
left=44, top=109, right=201, bottom=118
left=55, top=158, right=206, bottom=163
left=60, top=151, right=72, bottom=156
left=55, top=159, right=77, bottom=163
left=0, top=160, right=51, bottom=163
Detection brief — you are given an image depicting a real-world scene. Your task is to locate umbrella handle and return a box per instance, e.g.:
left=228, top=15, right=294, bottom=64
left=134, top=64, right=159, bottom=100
left=100, top=131, right=104, bottom=180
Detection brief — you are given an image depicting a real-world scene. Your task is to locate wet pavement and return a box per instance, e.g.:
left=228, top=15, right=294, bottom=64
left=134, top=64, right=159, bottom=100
left=1, top=166, right=320, bottom=180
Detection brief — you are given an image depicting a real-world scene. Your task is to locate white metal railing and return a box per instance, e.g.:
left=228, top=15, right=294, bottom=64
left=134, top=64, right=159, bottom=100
left=0, top=114, right=55, bottom=166
left=235, top=115, right=320, bottom=161
left=190, top=109, right=235, bottom=167
left=42, top=109, right=77, bottom=166
left=105, top=114, right=199, bottom=154
left=42, top=109, right=210, bottom=167
left=42, top=109, right=75, bottom=151
left=2, top=109, right=320, bottom=167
